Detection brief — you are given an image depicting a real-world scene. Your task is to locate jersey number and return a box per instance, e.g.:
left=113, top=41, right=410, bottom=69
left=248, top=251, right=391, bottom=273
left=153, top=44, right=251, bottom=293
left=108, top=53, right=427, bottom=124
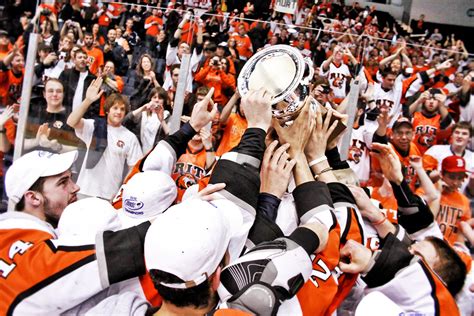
left=0, top=240, right=33, bottom=278
left=309, top=256, right=332, bottom=288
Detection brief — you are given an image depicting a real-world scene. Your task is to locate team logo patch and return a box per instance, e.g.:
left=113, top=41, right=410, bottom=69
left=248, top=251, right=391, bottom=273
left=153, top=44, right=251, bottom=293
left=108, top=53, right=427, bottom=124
left=124, top=196, right=144, bottom=215
left=117, top=140, right=125, bottom=148
left=53, top=120, right=63, bottom=129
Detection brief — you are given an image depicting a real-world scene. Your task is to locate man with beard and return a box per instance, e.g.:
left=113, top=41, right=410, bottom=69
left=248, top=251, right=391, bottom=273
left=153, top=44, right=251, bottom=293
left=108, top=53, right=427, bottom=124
left=83, top=32, right=104, bottom=76
left=0, top=150, right=153, bottom=314
left=0, top=46, right=24, bottom=107
left=58, top=49, right=97, bottom=117
left=408, top=88, right=453, bottom=154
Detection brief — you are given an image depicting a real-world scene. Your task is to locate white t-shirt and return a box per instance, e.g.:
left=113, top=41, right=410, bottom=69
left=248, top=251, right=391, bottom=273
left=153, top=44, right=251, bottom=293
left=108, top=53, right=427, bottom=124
left=443, top=82, right=462, bottom=106
left=72, top=71, right=88, bottom=111
left=320, top=62, right=352, bottom=100
left=365, top=82, right=403, bottom=131
left=75, top=119, right=143, bottom=199
left=347, top=125, right=374, bottom=183
left=140, top=112, right=160, bottom=154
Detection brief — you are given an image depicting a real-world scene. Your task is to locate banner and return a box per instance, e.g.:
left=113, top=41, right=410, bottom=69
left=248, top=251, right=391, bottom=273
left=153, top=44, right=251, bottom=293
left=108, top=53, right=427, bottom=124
left=275, top=0, right=298, bottom=15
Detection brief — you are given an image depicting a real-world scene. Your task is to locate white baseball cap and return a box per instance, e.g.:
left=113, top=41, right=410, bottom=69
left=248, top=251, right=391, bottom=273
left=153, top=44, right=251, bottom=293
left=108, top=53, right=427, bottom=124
left=117, top=171, right=177, bottom=228
left=144, top=198, right=243, bottom=289
left=5, top=150, right=78, bottom=204
left=57, top=197, right=122, bottom=244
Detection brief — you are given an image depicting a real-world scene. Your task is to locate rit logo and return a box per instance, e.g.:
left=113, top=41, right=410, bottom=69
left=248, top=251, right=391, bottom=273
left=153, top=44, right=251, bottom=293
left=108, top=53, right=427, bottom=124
left=375, top=99, right=394, bottom=111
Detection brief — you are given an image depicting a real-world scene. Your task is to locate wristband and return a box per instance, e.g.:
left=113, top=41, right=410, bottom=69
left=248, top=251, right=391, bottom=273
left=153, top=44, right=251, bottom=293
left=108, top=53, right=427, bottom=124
left=308, top=156, right=327, bottom=167
left=372, top=213, right=387, bottom=226
left=205, top=148, right=214, bottom=152
left=314, top=167, right=333, bottom=179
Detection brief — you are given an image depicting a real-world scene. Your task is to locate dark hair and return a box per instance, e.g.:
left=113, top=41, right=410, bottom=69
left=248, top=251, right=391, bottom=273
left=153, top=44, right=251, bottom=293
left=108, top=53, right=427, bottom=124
left=15, top=177, right=47, bottom=211
left=84, top=32, right=93, bottom=38
left=74, top=48, right=87, bottom=58
left=426, top=237, right=467, bottom=297
left=381, top=68, right=397, bottom=78
left=104, top=93, right=130, bottom=115
left=148, top=87, right=170, bottom=112
left=452, top=121, right=472, bottom=137
left=205, top=42, right=217, bottom=52
left=149, top=269, right=213, bottom=309
left=170, top=64, right=181, bottom=73
left=312, top=76, right=330, bottom=87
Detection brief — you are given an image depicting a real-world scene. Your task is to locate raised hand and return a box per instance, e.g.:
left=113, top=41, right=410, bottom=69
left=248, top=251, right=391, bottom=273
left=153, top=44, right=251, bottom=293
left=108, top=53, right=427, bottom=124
left=189, top=87, right=217, bottom=131
left=241, top=88, right=273, bottom=132
left=304, top=106, right=338, bottom=162
left=348, top=185, right=385, bottom=224
left=0, top=105, right=15, bottom=127
left=200, top=128, right=213, bottom=150
left=435, top=59, right=452, bottom=71
left=371, top=143, right=403, bottom=185
left=260, top=140, right=296, bottom=199
left=273, top=97, right=315, bottom=159
left=408, top=155, right=423, bottom=171
left=85, top=78, right=104, bottom=103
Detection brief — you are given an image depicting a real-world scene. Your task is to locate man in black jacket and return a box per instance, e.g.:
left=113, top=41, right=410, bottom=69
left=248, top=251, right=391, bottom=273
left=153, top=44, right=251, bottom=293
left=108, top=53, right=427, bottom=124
left=102, top=28, right=130, bottom=76
left=58, top=49, right=97, bottom=118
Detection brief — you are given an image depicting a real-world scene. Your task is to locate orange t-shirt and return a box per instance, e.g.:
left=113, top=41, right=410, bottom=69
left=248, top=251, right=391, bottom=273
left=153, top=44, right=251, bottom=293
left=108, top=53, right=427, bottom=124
left=171, top=147, right=207, bottom=203
left=99, top=76, right=124, bottom=116
left=370, top=143, right=421, bottom=191
left=85, top=47, right=104, bottom=75
left=180, top=21, right=198, bottom=45
left=0, top=69, right=24, bottom=106
left=412, top=112, right=442, bottom=155
left=436, top=190, right=471, bottom=245
left=216, top=113, right=247, bottom=156
left=145, top=16, right=163, bottom=37
left=231, top=34, right=253, bottom=59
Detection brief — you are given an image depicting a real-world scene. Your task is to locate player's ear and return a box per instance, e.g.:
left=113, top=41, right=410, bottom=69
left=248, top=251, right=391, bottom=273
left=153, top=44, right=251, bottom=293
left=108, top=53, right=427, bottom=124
left=24, top=191, right=43, bottom=208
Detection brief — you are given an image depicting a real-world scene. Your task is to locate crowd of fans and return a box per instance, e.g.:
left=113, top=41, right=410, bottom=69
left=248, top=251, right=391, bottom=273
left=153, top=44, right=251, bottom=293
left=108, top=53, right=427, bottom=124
left=0, top=0, right=473, bottom=315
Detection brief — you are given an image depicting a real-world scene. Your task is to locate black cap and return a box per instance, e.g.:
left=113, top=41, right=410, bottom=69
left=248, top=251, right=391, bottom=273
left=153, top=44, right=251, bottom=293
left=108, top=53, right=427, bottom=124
left=392, top=117, right=413, bottom=130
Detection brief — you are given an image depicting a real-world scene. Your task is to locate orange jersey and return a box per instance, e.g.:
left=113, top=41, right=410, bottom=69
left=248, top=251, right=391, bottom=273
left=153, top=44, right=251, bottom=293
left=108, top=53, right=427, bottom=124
left=371, top=187, right=399, bottom=224
left=180, top=21, right=198, bottom=45
left=145, top=16, right=163, bottom=37
left=371, top=143, right=421, bottom=191
left=412, top=112, right=442, bottom=154
left=216, top=113, right=247, bottom=156
left=297, top=222, right=341, bottom=315
left=0, top=222, right=95, bottom=314
left=0, top=69, right=24, bottom=106
left=171, top=147, right=207, bottom=203
left=436, top=190, right=471, bottom=245
left=85, top=47, right=104, bottom=75
left=231, top=34, right=253, bottom=59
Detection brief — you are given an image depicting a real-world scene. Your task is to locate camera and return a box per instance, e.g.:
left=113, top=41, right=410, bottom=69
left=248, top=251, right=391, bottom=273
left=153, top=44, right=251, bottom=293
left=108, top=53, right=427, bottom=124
left=41, top=8, right=52, bottom=16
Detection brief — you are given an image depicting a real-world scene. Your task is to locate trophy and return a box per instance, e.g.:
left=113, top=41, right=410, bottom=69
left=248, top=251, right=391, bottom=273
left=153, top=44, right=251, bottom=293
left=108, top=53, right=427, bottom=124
left=237, top=45, right=346, bottom=141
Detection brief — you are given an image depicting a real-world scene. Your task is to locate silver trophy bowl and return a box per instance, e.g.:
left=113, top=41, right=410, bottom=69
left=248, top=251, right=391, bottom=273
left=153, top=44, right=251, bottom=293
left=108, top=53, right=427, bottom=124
left=237, top=44, right=315, bottom=125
